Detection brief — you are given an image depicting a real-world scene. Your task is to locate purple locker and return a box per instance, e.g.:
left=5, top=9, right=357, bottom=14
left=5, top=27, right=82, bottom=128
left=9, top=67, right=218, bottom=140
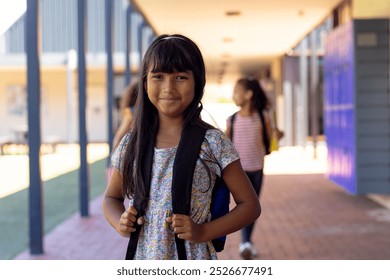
left=324, top=21, right=357, bottom=194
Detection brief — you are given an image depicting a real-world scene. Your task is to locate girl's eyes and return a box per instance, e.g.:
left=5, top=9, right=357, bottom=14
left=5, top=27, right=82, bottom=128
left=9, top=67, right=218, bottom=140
left=151, top=74, right=163, bottom=80
left=150, top=73, right=189, bottom=80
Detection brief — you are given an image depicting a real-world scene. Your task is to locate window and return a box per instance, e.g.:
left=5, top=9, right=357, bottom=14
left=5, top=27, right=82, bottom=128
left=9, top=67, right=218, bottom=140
left=6, top=85, right=26, bottom=116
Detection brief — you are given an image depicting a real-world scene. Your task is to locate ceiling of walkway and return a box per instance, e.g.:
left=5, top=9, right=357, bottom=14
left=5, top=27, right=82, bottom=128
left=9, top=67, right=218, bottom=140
left=132, top=0, right=343, bottom=84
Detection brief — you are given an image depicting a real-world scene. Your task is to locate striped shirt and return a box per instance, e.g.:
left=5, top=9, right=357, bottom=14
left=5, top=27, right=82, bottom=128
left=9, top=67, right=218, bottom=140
left=228, top=112, right=266, bottom=171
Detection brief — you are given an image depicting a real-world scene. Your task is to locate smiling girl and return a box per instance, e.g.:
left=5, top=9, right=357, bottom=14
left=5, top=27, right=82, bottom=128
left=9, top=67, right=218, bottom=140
left=102, top=34, right=261, bottom=260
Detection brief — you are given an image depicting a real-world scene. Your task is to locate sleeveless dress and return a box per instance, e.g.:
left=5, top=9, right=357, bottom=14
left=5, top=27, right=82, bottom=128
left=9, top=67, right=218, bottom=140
left=111, top=128, right=239, bottom=260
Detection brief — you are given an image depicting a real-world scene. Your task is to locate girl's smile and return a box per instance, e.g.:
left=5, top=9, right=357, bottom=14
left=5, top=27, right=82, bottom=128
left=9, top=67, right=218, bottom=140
left=159, top=96, right=181, bottom=101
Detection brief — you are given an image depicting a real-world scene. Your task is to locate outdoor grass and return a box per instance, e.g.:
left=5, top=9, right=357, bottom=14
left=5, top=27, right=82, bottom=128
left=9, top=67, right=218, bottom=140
left=0, top=158, right=108, bottom=260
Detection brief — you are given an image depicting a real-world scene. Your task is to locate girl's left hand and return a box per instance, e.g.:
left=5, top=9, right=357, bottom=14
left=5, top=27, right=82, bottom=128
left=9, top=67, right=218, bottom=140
left=166, top=214, right=203, bottom=243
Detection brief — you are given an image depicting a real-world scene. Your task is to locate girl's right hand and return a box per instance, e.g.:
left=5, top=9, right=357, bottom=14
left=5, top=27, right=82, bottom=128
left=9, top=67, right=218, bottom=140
left=118, top=206, right=144, bottom=237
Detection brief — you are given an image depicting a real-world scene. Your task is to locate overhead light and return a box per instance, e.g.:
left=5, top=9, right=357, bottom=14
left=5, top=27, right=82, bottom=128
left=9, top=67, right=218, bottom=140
left=225, top=10, right=241, bottom=16
left=222, top=37, right=234, bottom=43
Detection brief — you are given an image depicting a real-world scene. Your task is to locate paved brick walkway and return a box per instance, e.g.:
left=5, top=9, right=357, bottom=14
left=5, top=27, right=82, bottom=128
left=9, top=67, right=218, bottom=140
left=14, top=196, right=128, bottom=260
left=14, top=146, right=390, bottom=260
left=218, top=173, right=390, bottom=260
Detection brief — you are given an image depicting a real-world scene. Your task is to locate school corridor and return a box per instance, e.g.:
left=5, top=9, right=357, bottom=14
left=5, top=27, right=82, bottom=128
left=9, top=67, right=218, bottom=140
left=1, top=0, right=389, bottom=262
left=13, top=144, right=390, bottom=260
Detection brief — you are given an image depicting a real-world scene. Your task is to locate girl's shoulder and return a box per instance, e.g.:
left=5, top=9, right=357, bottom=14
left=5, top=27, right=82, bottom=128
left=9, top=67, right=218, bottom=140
left=205, top=127, right=228, bottom=141
left=111, top=132, right=131, bottom=173
left=203, top=127, right=234, bottom=151
left=118, top=132, right=131, bottom=146
left=113, top=132, right=131, bottom=157
left=202, top=127, right=239, bottom=171
left=226, top=113, right=236, bottom=123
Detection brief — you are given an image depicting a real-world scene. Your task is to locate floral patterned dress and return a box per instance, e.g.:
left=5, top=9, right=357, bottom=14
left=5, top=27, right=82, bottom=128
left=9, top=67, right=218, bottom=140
left=111, top=128, right=239, bottom=260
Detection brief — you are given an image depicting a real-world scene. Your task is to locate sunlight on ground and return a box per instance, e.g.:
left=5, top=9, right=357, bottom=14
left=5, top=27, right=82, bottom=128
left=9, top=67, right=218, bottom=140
left=264, top=143, right=327, bottom=175
left=0, top=143, right=109, bottom=198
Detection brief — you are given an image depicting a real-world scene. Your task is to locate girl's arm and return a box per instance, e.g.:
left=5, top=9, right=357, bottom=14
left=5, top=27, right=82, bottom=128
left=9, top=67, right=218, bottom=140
left=201, top=159, right=261, bottom=242
left=102, top=169, right=139, bottom=237
left=169, top=159, right=261, bottom=243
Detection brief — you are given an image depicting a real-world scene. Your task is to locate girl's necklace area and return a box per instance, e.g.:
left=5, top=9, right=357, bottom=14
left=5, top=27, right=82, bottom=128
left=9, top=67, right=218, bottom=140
left=156, top=135, right=180, bottom=149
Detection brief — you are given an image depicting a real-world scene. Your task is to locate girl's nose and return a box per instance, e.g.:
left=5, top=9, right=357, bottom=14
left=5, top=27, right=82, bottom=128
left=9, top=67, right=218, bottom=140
left=163, top=76, right=176, bottom=93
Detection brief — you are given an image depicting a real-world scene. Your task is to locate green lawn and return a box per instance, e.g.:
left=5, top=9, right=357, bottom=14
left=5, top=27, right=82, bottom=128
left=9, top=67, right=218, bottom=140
left=0, top=158, right=108, bottom=259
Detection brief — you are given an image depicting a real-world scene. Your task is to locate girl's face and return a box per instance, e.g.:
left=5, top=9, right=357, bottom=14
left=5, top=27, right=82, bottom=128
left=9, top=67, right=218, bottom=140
left=146, top=69, right=195, bottom=119
left=233, top=83, right=251, bottom=107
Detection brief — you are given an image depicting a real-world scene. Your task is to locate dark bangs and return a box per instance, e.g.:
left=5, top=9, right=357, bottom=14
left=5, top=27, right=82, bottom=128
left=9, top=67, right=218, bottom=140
left=148, top=39, right=195, bottom=73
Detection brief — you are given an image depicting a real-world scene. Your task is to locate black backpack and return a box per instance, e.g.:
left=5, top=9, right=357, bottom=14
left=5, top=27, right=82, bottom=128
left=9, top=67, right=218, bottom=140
left=125, top=123, right=230, bottom=260
left=229, top=109, right=270, bottom=155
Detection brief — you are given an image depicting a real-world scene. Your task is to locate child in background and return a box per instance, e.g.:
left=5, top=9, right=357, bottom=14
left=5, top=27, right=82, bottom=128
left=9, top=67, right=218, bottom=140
left=226, top=77, right=271, bottom=260
left=112, top=79, right=139, bottom=150
left=102, top=34, right=261, bottom=260
left=106, top=79, right=139, bottom=184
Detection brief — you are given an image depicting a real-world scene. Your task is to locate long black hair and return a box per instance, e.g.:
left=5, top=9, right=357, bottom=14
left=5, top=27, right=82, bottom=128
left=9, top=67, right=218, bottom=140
left=236, top=77, right=270, bottom=112
left=121, top=34, right=209, bottom=200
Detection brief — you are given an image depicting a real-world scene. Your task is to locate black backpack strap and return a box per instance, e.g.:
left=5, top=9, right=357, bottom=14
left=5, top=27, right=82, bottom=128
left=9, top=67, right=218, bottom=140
left=125, top=134, right=154, bottom=260
left=229, top=113, right=237, bottom=141
left=258, top=109, right=270, bottom=154
left=172, top=123, right=207, bottom=259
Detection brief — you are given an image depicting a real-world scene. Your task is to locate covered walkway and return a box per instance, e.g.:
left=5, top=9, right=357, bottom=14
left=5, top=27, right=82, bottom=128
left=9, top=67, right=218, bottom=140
left=14, top=145, right=390, bottom=260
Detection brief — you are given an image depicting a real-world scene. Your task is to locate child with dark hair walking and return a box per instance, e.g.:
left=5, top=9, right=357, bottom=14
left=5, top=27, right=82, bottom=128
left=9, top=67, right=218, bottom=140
left=112, top=78, right=139, bottom=150
left=226, top=77, right=272, bottom=260
left=106, top=79, right=139, bottom=184
left=102, top=34, right=261, bottom=260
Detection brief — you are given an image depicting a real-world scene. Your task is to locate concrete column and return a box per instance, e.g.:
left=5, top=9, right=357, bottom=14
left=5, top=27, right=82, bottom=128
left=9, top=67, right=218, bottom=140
left=125, top=2, right=132, bottom=86
left=310, top=29, right=320, bottom=158
left=297, top=37, right=309, bottom=146
left=77, top=0, right=90, bottom=217
left=26, top=0, right=43, bottom=255
left=105, top=0, right=114, bottom=157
